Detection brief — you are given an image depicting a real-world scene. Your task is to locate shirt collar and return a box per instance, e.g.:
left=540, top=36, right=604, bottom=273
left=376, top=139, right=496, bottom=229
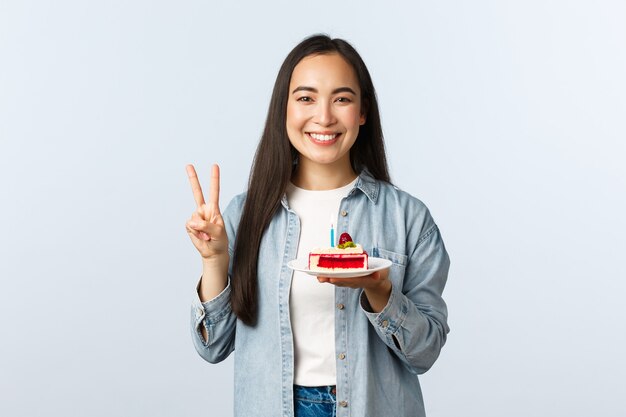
left=353, top=169, right=380, bottom=203
left=281, top=169, right=379, bottom=209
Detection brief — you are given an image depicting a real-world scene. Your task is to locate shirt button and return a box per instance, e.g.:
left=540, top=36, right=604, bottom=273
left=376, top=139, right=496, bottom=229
left=339, top=401, right=348, bottom=407
left=337, top=303, right=345, bottom=310
left=338, top=353, right=346, bottom=360
left=382, top=320, right=389, bottom=328
left=340, top=210, right=348, bottom=217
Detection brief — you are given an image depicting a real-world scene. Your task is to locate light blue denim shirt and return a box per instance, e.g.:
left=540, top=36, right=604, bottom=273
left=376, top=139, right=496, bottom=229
left=190, top=170, right=450, bottom=417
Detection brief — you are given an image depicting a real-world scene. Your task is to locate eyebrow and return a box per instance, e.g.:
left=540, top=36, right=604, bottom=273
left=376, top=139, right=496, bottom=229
left=291, top=86, right=357, bottom=95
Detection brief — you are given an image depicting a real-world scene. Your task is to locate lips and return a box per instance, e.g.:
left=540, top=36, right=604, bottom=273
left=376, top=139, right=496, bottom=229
left=306, top=132, right=341, bottom=145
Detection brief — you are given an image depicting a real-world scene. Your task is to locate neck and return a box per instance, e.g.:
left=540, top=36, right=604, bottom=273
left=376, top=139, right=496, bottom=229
left=291, top=158, right=357, bottom=190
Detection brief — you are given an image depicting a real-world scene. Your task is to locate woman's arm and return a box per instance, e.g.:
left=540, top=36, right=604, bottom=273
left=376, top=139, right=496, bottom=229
left=361, top=223, right=450, bottom=374
left=186, top=165, right=243, bottom=364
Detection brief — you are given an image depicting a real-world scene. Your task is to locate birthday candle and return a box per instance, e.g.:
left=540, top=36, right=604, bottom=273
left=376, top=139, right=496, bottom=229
left=330, top=213, right=335, bottom=247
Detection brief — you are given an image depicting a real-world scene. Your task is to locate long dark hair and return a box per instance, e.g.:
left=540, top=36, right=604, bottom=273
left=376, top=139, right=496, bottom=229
left=231, top=34, right=390, bottom=326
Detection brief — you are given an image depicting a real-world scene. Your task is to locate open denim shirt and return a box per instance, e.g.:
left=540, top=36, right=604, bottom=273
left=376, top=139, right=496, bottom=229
left=191, top=170, right=450, bottom=417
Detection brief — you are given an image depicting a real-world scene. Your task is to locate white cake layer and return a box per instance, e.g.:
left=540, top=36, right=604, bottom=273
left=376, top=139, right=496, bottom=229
left=309, top=244, right=364, bottom=255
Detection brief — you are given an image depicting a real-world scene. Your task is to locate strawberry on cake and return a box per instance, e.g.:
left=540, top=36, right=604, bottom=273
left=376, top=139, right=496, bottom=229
left=308, top=233, right=368, bottom=272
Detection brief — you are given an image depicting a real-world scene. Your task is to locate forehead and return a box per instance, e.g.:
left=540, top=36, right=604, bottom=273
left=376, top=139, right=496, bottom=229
left=289, top=53, right=360, bottom=92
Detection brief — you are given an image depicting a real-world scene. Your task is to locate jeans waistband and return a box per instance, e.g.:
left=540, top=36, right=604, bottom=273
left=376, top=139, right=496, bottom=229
left=293, top=385, right=337, bottom=402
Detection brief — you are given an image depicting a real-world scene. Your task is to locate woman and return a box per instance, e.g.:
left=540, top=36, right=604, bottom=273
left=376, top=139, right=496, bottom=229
left=186, top=34, right=450, bottom=417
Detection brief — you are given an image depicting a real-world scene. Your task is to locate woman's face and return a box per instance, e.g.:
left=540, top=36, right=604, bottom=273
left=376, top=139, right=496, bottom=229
left=286, top=53, right=366, bottom=171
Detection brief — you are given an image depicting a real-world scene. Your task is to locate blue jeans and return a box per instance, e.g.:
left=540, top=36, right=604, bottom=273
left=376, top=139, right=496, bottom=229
left=293, top=385, right=336, bottom=417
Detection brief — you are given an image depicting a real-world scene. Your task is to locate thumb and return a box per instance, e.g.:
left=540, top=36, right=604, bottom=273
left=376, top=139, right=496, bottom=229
left=370, top=271, right=386, bottom=281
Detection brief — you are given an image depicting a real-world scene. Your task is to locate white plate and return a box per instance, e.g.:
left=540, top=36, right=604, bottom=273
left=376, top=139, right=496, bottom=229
left=287, top=257, right=392, bottom=278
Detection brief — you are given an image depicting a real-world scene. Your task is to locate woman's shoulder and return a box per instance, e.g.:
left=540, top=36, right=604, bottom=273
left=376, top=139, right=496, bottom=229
left=379, top=181, right=426, bottom=206
left=369, top=178, right=438, bottom=233
left=225, top=191, right=248, bottom=209
left=363, top=174, right=429, bottom=214
left=222, top=191, right=247, bottom=222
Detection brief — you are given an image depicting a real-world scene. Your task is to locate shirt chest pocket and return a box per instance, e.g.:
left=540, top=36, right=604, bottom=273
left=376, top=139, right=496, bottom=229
left=371, top=247, right=407, bottom=287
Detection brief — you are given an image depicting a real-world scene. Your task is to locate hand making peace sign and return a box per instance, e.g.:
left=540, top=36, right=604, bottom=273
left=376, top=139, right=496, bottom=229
left=185, top=164, right=229, bottom=260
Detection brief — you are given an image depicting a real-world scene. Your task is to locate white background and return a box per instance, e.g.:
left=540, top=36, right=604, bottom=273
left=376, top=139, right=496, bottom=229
left=1, top=1, right=625, bottom=416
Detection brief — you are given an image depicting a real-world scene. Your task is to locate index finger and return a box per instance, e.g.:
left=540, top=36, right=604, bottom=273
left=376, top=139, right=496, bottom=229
left=186, top=164, right=206, bottom=208
left=208, top=164, right=220, bottom=209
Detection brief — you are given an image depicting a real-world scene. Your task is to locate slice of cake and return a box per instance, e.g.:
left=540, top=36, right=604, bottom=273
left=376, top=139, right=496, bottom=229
left=309, top=233, right=368, bottom=272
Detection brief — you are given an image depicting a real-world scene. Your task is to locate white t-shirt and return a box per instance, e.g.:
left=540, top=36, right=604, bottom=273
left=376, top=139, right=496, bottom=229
left=287, top=178, right=357, bottom=387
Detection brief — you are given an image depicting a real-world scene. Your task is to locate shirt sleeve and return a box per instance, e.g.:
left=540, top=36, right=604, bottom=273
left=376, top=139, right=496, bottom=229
left=190, top=277, right=236, bottom=363
left=360, top=223, right=450, bottom=374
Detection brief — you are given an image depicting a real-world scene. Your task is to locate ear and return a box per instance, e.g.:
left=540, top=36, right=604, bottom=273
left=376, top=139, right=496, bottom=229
left=360, top=99, right=368, bottom=125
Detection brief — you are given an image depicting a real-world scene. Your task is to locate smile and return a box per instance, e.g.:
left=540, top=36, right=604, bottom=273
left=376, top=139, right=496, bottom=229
left=306, top=132, right=341, bottom=145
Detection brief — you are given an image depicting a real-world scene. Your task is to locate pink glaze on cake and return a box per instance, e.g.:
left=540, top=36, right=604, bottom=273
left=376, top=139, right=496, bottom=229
left=315, top=253, right=368, bottom=270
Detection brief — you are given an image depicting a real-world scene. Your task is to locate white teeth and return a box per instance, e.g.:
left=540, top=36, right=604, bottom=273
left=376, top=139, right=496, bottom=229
left=309, top=133, right=338, bottom=141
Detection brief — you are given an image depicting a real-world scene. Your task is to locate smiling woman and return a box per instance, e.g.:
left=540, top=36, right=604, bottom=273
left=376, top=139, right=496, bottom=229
left=185, top=34, right=450, bottom=417
left=287, top=53, right=367, bottom=189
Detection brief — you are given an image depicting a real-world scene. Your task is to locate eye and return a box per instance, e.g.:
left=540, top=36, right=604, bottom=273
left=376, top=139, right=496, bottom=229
left=335, top=97, right=352, bottom=103
left=297, top=96, right=313, bottom=102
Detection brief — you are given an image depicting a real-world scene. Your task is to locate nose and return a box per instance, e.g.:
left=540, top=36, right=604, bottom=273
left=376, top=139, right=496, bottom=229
left=314, top=101, right=336, bottom=126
